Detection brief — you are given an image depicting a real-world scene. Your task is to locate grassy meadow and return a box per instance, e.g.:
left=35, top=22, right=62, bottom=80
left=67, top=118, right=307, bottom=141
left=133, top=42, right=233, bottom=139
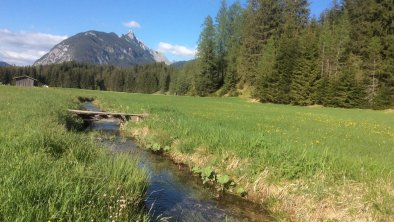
left=0, top=86, right=148, bottom=221
left=94, top=91, right=394, bottom=221
left=1, top=85, right=393, bottom=221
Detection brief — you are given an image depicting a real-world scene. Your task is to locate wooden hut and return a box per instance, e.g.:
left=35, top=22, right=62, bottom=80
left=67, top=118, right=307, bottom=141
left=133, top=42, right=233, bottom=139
left=14, top=76, right=37, bottom=87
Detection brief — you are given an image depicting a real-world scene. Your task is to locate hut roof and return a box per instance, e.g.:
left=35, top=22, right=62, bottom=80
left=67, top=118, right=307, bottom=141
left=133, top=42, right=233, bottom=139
left=13, top=76, right=38, bottom=81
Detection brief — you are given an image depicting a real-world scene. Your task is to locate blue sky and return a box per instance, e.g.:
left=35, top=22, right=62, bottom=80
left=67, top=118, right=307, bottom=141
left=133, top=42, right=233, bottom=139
left=0, top=0, right=332, bottom=65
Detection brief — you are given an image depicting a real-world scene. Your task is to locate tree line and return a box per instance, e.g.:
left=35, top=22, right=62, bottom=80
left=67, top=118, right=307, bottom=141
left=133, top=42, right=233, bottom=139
left=179, top=0, right=392, bottom=109
left=0, top=0, right=392, bottom=109
left=0, top=61, right=172, bottom=94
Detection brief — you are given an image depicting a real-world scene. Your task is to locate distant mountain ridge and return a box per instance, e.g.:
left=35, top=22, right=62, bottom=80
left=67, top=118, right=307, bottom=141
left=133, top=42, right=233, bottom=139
left=170, top=59, right=195, bottom=69
left=34, top=30, right=170, bottom=67
left=0, top=61, right=11, bottom=67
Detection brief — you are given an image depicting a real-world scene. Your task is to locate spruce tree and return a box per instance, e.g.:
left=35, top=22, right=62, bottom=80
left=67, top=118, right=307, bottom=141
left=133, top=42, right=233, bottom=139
left=195, top=16, right=218, bottom=96
left=382, top=35, right=394, bottom=107
left=275, top=35, right=299, bottom=104
left=238, top=0, right=282, bottom=86
left=318, top=10, right=351, bottom=106
left=255, top=37, right=278, bottom=102
left=290, top=25, right=319, bottom=105
left=272, top=0, right=310, bottom=104
left=365, top=36, right=383, bottom=107
left=223, top=1, right=243, bottom=94
left=343, top=53, right=367, bottom=107
left=215, top=0, right=229, bottom=88
left=319, top=10, right=350, bottom=80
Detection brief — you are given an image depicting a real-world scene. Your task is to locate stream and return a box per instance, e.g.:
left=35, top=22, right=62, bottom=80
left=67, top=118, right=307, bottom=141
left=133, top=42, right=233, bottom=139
left=83, top=102, right=269, bottom=222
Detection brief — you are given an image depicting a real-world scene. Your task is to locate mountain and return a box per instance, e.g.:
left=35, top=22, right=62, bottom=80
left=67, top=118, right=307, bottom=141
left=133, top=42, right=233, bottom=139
left=170, top=59, right=195, bottom=69
left=0, top=61, right=11, bottom=67
left=34, top=30, right=170, bottom=67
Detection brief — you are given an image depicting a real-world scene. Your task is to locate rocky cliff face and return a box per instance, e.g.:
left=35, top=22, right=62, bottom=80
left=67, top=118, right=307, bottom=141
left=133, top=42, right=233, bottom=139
left=0, top=61, right=11, bottom=67
left=34, top=30, right=170, bottom=67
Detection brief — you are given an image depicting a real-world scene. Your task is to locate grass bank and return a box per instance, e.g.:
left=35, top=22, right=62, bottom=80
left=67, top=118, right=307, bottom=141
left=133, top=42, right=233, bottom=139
left=0, top=86, right=148, bottom=221
left=94, top=91, right=393, bottom=221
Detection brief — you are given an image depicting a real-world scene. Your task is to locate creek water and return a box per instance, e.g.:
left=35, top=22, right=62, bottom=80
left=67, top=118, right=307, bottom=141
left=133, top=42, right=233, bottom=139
left=83, top=102, right=269, bottom=222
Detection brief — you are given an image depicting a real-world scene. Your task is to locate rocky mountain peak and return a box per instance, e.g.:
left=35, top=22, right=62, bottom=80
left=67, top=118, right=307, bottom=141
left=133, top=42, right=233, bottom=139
left=34, top=30, right=170, bottom=67
left=0, top=61, right=11, bottom=67
left=125, top=30, right=136, bottom=41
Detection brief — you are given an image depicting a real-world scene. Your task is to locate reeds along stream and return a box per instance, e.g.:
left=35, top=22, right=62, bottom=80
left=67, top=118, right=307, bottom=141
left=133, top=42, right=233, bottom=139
left=83, top=102, right=269, bottom=222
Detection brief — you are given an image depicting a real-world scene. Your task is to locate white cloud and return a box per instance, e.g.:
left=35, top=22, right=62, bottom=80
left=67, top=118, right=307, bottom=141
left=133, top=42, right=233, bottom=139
left=0, top=29, right=67, bottom=65
left=157, top=42, right=196, bottom=57
left=123, top=21, right=141, bottom=28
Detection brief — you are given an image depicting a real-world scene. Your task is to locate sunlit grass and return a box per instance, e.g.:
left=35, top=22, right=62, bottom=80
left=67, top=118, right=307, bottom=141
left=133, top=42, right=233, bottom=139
left=2, top=85, right=392, bottom=220
left=0, top=86, right=148, bottom=221
left=93, top=90, right=393, bottom=220
left=95, top=93, right=394, bottom=183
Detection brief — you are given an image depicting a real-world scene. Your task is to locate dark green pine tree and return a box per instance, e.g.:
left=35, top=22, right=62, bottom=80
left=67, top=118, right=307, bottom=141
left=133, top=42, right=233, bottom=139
left=314, top=73, right=330, bottom=106
left=344, top=0, right=393, bottom=108
left=372, top=36, right=393, bottom=109
left=255, top=37, right=278, bottom=102
left=317, top=9, right=351, bottom=106
left=158, top=65, right=170, bottom=93
left=275, top=34, right=300, bottom=104
left=169, top=61, right=196, bottom=95
left=215, top=0, right=229, bottom=88
left=195, top=16, right=218, bottom=96
left=290, top=25, right=320, bottom=106
left=330, top=60, right=367, bottom=109
left=381, top=35, right=394, bottom=108
left=345, top=0, right=391, bottom=57
left=365, top=36, right=384, bottom=108
left=223, top=0, right=243, bottom=95
left=238, top=0, right=282, bottom=87
left=274, top=0, right=309, bottom=104
left=0, top=67, right=13, bottom=84
left=342, top=53, right=368, bottom=107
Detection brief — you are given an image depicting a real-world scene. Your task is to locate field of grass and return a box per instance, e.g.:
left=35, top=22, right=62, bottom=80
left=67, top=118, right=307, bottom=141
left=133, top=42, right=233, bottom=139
left=0, top=86, right=148, bottom=221
left=93, top=91, right=394, bottom=221
left=1, top=86, right=392, bottom=221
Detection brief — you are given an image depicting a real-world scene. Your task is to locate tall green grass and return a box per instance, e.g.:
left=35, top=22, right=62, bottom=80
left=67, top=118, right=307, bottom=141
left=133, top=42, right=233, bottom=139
left=96, top=93, right=394, bottom=183
left=2, top=86, right=392, bottom=219
left=94, top=91, right=393, bottom=219
left=0, top=86, right=148, bottom=221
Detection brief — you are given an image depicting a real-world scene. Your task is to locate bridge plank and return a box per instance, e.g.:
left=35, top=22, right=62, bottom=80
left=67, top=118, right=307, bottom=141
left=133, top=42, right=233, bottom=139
left=68, top=109, right=148, bottom=118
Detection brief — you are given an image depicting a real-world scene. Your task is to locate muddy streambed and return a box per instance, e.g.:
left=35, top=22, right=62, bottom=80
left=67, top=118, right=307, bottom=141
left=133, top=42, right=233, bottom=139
left=83, top=102, right=269, bottom=221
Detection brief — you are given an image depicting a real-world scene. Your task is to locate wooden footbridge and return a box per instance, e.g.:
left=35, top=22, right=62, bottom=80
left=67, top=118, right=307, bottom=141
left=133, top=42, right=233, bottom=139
left=68, top=109, right=148, bottom=122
